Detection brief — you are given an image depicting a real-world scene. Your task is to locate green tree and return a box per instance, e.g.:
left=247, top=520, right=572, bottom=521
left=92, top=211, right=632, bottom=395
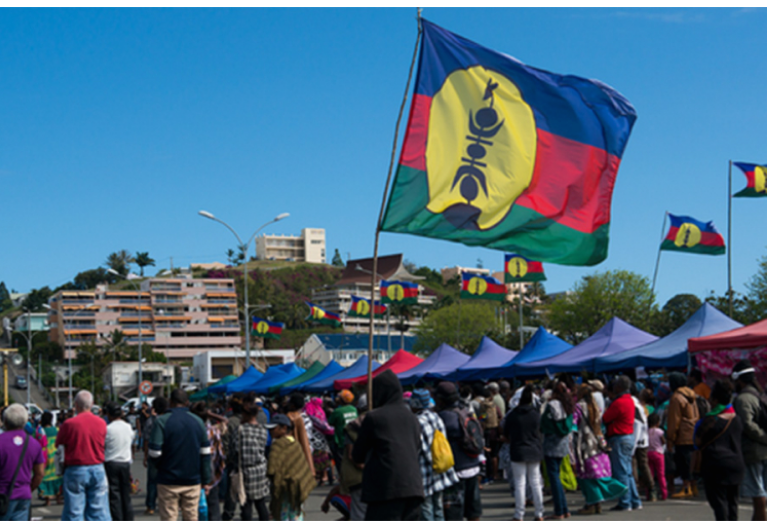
left=415, top=301, right=499, bottom=354
left=744, top=255, right=767, bottom=322
left=0, top=282, right=10, bottom=313
left=546, top=269, right=654, bottom=344
left=331, top=249, right=345, bottom=267
left=134, top=252, right=156, bottom=277
left=707, top=256, right=767, bottom=324
left=105, top=250, right=135, bottom=276
left=72, top=268, right=114, bottom=290
left=21, top=287, right=53, bottom=312
left=651, top=293, right=702, bottom=336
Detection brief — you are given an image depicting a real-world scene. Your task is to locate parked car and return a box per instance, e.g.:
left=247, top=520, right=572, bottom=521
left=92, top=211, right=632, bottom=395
left=15, top=376, right=27, bottom=389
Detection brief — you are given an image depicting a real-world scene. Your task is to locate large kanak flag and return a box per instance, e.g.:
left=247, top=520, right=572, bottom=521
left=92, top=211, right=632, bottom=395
left=380, top=20, right=637, bottom=266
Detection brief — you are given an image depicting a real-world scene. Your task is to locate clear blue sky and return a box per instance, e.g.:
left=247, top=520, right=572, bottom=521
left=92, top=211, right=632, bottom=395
left=1, top=8, right=766, bottom=307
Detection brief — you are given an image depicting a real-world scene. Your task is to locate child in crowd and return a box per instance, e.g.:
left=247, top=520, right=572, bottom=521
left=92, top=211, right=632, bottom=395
left=646, top=413, right=667, bottom=501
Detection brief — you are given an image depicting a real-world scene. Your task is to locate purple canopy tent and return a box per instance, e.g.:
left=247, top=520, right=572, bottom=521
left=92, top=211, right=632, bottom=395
left=444, top=336, right=518, bottom=381
left=515, top=317, right=659, bottom=375
left=398, top=343, right=471, bottom=385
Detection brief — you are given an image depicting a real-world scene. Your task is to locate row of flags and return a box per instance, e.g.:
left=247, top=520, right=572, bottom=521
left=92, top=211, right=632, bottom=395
left=254, top=252, right=552, bottom=338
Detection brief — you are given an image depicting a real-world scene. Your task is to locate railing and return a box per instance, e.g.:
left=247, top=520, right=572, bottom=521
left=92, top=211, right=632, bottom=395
left=62, top=313, right=95, bottom=319
left=211, top=324, right=239, bottom=328
left=124, top=336, right=156, bottom=342
left=119, top=313, right=153, bottom=319
left=61, top=299, right=95, bottom=305
left=154, top=299, right=182, bottom=304
left=206, top=299, right=237, bottom=304
left=118, top=299, right=151, bottom=305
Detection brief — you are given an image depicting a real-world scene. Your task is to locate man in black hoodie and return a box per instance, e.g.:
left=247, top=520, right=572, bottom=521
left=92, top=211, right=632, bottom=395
left=352, top=370, right=424, bottom=520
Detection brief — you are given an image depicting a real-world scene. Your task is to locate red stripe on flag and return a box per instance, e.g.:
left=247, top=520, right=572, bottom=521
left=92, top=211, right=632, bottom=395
left=664, top=227, right=724, bottom=247
left=403, top=287, right=420, bottom=298
left=268, top=326, right=282, bottom=334
left=526, top=261, right=544, bottom=273
left=487, top=284, right=507, bottom=294
left=516, top=130, right=621, bottom=235
left=398, top=94, right=431, bottom=172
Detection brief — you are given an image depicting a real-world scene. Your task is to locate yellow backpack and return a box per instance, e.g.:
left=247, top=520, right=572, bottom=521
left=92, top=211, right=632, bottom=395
left=431, top=429, right=455, bottom=474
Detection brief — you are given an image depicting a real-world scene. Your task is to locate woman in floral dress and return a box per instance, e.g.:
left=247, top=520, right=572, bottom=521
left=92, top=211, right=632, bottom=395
left=302, top=398, right=335, bottom=484
left=572, top=384, right=627, bottom=515
left=38, top=412, right=61, bottom=505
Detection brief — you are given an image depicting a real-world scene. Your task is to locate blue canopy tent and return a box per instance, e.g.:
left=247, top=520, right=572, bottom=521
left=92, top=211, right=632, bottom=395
left=515, top=317, right=659, bottom=374
left=207, top=366, right=264, bottom=394
left=226, top=363, right=294, bottom=394
left=284, top=360, right=345, bottom=394
left=490, top=327, right=573, bottom=378
left=444, top=336, right=518, bottom=381
left=304, top=356, right=380, bottom=393
left=249, top=364, right=305, bottom=394
left=398, top=343, right=471, bottom=385
left=595, top=303, right=742, bottom=372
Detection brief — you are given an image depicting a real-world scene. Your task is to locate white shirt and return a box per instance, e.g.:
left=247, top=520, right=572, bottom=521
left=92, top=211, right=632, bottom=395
left=105, top=419, right=134, bottom=463
left=592, top=391, right=605, bottom=416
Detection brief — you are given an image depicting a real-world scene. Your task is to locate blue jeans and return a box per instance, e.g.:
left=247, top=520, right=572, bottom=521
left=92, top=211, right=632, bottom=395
left=609, top=434, right=641, bottom=509
left=421, top=490, right=444, bottom=521
left=146, top=459, right=158, bottom=510
left=545, top=457, right=569, bottom=516
left=62, top=464, right=112, bottom=521
left=1, top=499, right=30, bottom=521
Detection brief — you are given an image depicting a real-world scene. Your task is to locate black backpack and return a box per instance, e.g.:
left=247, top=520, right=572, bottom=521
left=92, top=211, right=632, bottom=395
left=454, top=407, right=485, bottom=457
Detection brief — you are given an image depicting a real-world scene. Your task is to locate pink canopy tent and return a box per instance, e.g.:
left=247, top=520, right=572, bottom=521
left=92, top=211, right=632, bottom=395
left=688, top=319, right=767, bottom=389
left=333, top=349, right=424, bottom=390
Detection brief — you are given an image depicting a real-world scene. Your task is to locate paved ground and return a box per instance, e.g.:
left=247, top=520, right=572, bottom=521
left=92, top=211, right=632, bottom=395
left=30, top=458, right=755, bottom=521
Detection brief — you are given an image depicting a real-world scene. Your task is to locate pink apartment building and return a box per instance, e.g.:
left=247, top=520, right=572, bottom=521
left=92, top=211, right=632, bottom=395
left=47, top=275, right=244, bottom=362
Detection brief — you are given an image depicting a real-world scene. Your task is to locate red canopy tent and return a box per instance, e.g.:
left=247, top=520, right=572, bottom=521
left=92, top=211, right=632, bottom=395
left=333, top=350, right=424, bottom=390
left=688, top=319, right=767, bottom=389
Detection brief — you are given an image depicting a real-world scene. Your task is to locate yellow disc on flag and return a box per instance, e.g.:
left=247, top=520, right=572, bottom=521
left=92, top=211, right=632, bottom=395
left=425, top=66, right=537, bottom=231
left=313, top=307, right=325, bottom=320
left=755, top=166, right=767, bottom=193
left=468, top=277, right=488, bottom=295
left=507, top=257, right=529, bottom=278
left=355, top=300, right=370, bottom=316
left=675, top=223, right=702, bottom=248
left=387, top=284, right=405, bottom=302
left=256, top=321, right=270, bottom=335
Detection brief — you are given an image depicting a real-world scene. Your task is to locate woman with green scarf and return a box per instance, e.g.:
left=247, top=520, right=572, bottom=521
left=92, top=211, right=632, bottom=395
left=694, top=379, right=745, bottom=521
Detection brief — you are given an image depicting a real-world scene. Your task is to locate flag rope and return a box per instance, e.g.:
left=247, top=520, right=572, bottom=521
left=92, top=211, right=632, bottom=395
left=648, top=210, right=669, bottom=323
left=367, top=8, right=423, bottom=410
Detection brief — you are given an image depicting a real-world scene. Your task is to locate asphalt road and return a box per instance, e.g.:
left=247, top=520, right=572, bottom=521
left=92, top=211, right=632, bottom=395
left=29, top=457, right=754, bottom=521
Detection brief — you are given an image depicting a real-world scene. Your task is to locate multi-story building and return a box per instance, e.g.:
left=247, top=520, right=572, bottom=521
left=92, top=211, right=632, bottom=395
left=13, top=312, right=49, bottom=334
left=255, top=228, right=326, bottom=263
left=193, top=349, right=296, bottom=385
left=311, top=254, right=435, bottom=334
left=46, top=275, right=243, bottom=362
left=441, top=266, right=491, bottom=283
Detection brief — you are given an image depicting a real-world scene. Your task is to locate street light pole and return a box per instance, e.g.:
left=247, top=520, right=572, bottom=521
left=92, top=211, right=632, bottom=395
left=43, top=303, right=92, bottom=409
left=198, top=210, right=289, bottom=369
left=108, top=270, right=145, bottom=403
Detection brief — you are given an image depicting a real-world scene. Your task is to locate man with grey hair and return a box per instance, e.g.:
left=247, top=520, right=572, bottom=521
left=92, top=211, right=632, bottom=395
left=0, top=404, right=45, bottom=520
left=56, top=390, right=110, bottom=521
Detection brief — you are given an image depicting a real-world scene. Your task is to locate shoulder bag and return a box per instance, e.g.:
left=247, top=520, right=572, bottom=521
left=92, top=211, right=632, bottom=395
left=229, top=426, right=246, bottom=506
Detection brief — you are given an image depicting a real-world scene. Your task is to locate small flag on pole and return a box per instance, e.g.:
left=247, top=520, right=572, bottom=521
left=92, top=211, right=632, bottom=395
left=504, top=254, right=546, bottom=283
left=251, top=317, right=284, bottom=339
left=733, top=162, right=767, bottom=197
left=349, top=296, right=386, bottom=318
left=380, top=280, right=419, bottom=305
left=305, top=302, right=342, bottom=327
left=461, top=272, right=507, bottom=301
left=660, top=214, right=726, bottom=255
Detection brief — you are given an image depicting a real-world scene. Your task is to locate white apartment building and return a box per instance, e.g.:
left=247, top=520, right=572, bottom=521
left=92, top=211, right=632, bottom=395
left=193, top=349, right=295, bottom=385
left=255, top=228, right=326, bottom=264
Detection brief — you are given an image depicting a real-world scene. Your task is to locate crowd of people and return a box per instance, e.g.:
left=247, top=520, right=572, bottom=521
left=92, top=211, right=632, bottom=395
left=0, top=359, right=763, bottom=521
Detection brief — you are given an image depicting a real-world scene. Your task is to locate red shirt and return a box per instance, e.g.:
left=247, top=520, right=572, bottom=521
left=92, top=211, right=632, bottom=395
left=602, top=393, right=635, bottom=437
left=56, top=411, right=107, bottom=465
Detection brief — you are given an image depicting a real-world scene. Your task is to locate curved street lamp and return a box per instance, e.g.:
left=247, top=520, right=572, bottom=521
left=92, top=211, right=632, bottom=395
left=198, top=211, right=289, bottom=369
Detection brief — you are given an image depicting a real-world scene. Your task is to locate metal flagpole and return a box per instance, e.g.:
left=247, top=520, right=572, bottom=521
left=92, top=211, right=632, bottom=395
left=728, top=160, right=734, bottom=318
left=648, top=211, right=669, bottom=320
left=367, top=8, right=422, bottom=410
left=518, top=285, right=524, bottom=349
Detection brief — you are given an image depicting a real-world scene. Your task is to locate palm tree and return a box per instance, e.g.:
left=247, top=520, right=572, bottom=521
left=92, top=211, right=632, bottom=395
left=134, top=252, right=155, bottom=277
left=105, top=250, right=135, bottom=277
